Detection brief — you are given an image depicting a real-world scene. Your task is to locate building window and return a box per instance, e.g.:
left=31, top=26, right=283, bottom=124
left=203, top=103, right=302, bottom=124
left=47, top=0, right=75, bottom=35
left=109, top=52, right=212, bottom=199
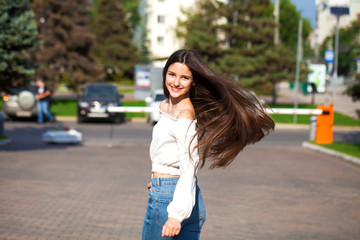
left=158, top=15, right=165, bottom=24
left=157, top=36, right=164, bottom=45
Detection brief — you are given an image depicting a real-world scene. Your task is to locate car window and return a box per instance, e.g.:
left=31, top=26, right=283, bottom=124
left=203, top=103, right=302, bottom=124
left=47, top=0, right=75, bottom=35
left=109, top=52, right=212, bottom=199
left=154, top=94, right=165, bottom=102
left=83, top=86, right=117, bottom=98
left=9, top=86, right=38, bottom=95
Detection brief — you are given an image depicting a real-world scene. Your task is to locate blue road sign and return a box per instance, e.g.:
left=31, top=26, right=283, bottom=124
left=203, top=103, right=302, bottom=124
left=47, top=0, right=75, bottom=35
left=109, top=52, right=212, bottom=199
left=324, top=49, right=334, bottom=63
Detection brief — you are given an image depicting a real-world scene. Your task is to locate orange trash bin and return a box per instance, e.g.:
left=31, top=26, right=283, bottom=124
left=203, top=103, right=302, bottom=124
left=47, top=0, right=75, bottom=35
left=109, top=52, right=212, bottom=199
left=315, top=105, right=334, bottom=144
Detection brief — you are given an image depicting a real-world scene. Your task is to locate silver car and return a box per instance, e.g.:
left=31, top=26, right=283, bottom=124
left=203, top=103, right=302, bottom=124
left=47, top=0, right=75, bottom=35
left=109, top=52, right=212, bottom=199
left=145, top=89, right=166, bottom=125
left=2, top=86, right=38, bottom=120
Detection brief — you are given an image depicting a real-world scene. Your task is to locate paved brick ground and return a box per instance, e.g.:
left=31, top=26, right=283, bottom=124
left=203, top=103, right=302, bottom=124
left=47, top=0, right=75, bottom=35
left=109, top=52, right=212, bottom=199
left=1, top=142, right=360, bottom=239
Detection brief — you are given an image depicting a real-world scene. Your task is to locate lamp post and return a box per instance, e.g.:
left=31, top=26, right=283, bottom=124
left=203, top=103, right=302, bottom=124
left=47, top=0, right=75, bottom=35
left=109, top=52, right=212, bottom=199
left=329, top=0, right=350, bottom=104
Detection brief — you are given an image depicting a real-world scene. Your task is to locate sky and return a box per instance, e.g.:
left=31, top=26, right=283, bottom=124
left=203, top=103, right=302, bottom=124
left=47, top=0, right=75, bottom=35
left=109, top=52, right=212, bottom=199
left=271, top=0, right=316, bottom=27
left=291, top=0, right=316, bottom=27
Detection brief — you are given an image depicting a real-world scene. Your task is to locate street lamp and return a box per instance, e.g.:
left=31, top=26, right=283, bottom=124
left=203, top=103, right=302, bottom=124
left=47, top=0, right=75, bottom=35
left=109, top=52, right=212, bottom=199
left=329, top=0, right=350, bottom=102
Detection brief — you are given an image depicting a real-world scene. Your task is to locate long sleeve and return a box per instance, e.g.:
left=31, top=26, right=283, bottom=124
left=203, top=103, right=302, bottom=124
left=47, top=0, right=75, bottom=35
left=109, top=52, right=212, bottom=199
left=167, top=120, right=199, bottom=222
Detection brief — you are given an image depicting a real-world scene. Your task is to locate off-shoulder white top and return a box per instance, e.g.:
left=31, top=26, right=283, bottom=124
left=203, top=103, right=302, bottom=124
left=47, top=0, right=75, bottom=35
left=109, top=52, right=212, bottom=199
left=149, top=110, right=199, bottom=222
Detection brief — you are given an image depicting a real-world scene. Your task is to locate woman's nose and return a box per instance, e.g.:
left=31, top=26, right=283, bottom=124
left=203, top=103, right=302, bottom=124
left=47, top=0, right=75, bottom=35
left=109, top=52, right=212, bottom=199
left=174, top=78, right=180, bottom=86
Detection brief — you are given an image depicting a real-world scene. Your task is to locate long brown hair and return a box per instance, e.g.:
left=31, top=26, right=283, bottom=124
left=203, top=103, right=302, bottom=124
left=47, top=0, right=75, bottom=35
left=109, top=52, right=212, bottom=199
left=163, top=49, right=275, bottom=168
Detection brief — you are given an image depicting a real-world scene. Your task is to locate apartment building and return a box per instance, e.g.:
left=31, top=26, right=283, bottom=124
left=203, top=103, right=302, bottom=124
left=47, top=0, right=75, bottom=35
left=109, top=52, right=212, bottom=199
left=134, top=0, right=198, bottom=65
left=311, top=0, right=360, bottom=53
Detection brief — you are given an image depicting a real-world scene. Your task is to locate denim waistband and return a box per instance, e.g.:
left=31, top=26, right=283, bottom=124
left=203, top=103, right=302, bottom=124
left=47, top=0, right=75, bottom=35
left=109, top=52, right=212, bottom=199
left=151, top=177, right=180, bottom=187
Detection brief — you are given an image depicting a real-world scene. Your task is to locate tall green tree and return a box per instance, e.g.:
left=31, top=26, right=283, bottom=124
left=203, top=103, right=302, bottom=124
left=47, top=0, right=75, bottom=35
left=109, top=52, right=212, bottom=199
left=178, top=0, right=311, bottom=104
left=279, top=0, right=312, bottom=56
left=219, top=0, right=297, bottom=104
left=321, top=20, right=360, bottom=77
left=91, top=0, right=140, bottom=81
left=30, top=0, right=103, bottom=93
left=0, top=0, right=38, bottom=92
left=177, top=0, right=224, bottom=64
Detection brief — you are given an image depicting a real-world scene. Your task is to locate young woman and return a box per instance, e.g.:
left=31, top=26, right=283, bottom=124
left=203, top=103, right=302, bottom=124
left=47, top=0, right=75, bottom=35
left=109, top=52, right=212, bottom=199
left=142, top=49, right=275, bottom=239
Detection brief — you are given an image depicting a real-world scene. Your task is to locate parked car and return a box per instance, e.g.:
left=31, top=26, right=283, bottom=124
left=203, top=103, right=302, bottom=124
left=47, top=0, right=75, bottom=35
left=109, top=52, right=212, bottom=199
left=145, top=89, right=166, bottom=125
left=2, top=85, right=38, bottom=120
left=77, top=83, right=124, bottom=123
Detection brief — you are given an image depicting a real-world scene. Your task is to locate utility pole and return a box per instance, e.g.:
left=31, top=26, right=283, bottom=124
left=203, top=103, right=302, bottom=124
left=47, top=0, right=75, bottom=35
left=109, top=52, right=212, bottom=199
left=293, top=19, right=303, bottom=124
left=329, top=0, right=350, bottom=105
left=332, top=15, right=340, bottom=101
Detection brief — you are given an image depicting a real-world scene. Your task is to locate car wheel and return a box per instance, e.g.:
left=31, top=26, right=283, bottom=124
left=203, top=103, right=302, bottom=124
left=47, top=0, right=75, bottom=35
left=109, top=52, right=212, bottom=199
left=18, top=90, right=36, bottom=110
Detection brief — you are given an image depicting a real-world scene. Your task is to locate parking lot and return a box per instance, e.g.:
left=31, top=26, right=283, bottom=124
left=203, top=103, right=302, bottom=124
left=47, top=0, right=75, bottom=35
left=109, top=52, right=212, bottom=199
left=0, top=121, right=360, bottom=239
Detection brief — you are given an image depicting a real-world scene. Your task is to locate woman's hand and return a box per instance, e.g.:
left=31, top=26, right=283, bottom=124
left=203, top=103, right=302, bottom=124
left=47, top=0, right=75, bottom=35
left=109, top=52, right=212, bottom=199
left=147, top=182, right=151, bottom=191
left=162, top=217, right=181, bottom=237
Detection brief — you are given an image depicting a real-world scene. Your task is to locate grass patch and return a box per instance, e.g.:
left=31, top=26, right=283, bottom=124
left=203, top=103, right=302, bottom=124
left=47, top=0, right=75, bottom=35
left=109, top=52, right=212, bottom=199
left=269, top=104, right=360, bottom=126
left=0, top=135, right=7, bottom=140
left=116, top=80, right=134, bottom=86
left=119, top=88, right=134, bottom=94
left=51, top=99, right=77, bottom=116
left=314, top=141, right=360, bottom=159
left=334, top=112, right=360, bottom=126
left=50, top=99, right=147, bottom=118
left=122, top=100, right=147, bottom=118
left=269, top=104, right=316, bottom=124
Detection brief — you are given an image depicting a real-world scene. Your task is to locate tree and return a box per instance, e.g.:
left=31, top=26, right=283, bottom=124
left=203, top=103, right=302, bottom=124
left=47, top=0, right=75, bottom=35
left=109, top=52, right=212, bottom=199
left=345, top=73, right=360, bottom=118
left=30, top=0, right=103, bottom=93
left=279, top=0, right=312, bottom=56
left=177, top=0, right=224, bottom=64
left=345, top=74, right=360, bottom=101
left=178, top=0, right=310, bottom=105
left=0, top=0, right=38, bottom=92
left=343, top=21, right=360, bottom=113
left=91, top=0, right=140, bottom=81
left=321, top=20, right=360, bottom=77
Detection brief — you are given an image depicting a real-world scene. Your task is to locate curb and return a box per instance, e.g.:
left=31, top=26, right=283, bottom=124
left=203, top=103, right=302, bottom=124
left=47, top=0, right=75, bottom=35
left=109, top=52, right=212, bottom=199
left=302, top=141, right=360, bottom=166
left=56, top=116, right=77, bottom=122
left=275, top=124, right=309, bottom=130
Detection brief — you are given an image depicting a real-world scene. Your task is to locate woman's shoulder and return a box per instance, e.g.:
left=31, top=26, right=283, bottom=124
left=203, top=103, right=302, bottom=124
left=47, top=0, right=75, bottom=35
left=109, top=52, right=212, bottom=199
left=176, top=109, right=195, bottom=121
left=159, top=99, right=195, bottom=121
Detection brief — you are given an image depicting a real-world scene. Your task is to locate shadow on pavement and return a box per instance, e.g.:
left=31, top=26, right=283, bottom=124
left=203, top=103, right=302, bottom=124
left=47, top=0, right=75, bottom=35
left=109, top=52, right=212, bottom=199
left=334, top=131, right=360, bottom=144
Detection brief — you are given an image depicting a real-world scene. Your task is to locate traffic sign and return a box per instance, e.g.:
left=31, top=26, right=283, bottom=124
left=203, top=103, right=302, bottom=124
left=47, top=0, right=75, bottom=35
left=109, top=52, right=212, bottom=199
left=324, top=49, right=334, bottom=63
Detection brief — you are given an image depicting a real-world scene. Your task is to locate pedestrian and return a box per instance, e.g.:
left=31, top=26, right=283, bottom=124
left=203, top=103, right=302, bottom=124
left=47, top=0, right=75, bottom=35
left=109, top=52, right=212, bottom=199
left=142, top=49, right=275, bottom=239
left=35, top=78, right=55, bottom=123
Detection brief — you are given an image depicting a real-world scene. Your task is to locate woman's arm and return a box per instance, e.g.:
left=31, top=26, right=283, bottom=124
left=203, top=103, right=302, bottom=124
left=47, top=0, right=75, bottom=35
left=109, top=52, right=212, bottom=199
left=162, top=119, right=199, bottom=236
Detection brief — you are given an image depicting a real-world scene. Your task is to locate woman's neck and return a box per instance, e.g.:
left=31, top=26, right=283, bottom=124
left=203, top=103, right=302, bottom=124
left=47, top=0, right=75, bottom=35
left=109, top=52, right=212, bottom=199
left=167, top=97, right=192, bottom=116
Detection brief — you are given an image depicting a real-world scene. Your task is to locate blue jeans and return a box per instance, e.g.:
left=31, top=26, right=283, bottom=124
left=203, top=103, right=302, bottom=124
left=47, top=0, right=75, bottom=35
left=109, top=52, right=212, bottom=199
left=142, top=177, right=206, bottom=240
left=37, top=101, right=54, bottom=123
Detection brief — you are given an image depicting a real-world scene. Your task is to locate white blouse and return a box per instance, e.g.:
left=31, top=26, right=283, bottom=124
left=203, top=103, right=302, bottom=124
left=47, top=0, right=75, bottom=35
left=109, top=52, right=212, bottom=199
left=150, top=110, right=199, bottom=222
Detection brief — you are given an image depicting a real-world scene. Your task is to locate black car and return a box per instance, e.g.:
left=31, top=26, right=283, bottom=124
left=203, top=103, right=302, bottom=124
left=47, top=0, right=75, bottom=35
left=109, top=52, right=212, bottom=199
left=77, top=83, right=124, bottom=123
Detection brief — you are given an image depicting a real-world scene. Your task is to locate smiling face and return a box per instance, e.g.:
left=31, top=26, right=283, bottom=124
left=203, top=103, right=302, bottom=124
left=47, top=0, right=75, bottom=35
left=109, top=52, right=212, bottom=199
left=165, top=62, right=194, bottom=101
